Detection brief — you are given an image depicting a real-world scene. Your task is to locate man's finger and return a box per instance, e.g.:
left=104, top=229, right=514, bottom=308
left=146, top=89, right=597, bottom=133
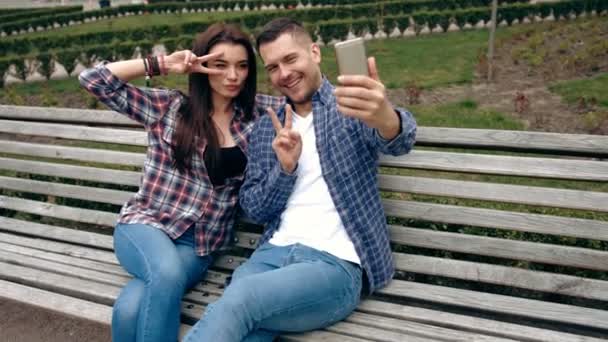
left=268, top=107, right=282, bottom=135
left=334, top=86, right=375, bottom=100
left=368, top=56, right=380, bottom=82
left=337, top=104, right=367, bottom=120
left=336, top=96, right=374, bottom=111
left=284, top=104, right=293, bottom=130
left=337, top=74, right=378, bottom=90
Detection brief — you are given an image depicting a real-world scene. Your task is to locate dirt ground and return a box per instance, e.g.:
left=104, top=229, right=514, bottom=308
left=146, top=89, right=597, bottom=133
left=0, top=298, right=110, bottom=342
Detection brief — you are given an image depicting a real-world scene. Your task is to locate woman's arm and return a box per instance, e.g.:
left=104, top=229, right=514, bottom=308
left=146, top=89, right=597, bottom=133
left=79, top=51, right=224, bottom=127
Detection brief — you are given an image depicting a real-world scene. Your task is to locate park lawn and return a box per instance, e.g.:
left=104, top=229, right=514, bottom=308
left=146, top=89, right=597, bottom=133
left=408, top=99, right=525, bottom=130
left=549, top=73, right=608, bottom=108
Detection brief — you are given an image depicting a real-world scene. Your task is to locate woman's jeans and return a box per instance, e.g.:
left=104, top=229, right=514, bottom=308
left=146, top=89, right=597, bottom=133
left=183, top=242, right=362, bottom=342
left=112, top=223, right=213, bottom=342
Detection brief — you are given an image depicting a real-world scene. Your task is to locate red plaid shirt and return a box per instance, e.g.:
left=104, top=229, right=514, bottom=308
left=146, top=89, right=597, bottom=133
left=79, top=64, right=284, bottom=256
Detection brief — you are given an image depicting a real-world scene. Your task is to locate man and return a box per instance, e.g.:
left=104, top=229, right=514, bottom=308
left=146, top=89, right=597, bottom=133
left=184, top=18, right=416, bottom=341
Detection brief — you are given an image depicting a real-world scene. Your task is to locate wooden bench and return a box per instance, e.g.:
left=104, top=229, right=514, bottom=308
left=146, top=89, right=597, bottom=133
left=1, top=104, right=608, bottom=341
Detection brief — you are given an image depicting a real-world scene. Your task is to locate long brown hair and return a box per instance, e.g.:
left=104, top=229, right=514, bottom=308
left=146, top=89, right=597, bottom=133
left=173, top=23, right=257, bottom=173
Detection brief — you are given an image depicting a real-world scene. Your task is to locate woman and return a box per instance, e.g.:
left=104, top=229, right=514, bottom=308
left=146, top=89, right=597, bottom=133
left=79, top=24, right=282, bottom=342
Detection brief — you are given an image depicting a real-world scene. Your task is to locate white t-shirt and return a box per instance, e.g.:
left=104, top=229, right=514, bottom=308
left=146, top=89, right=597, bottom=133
left=269, top=111, right=361, bottom=265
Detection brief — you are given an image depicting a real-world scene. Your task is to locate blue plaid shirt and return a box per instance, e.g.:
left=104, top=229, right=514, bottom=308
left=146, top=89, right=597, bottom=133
left=240, top=78, right=416, bottom=293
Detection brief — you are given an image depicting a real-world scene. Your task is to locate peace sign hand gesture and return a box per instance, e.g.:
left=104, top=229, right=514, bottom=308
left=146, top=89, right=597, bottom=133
left=164, top=50, right=225, bottom=75
left=268, top=104, right=302, bottom=174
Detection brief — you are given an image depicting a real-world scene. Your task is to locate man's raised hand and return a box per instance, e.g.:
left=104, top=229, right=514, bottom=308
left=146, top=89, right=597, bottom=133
left=268, top=104, right=302, bottom=174
left=334, top=57, right=400, bottom=140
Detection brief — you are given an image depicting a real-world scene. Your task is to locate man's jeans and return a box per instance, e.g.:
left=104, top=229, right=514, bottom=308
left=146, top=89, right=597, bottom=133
left=112, top=223, right=213, bottom=342
left=183, top=242, right=362, bottom=342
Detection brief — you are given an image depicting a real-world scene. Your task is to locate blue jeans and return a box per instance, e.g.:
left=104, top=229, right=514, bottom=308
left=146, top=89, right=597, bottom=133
left=112, top=223, right=213, bottom=342
left=183, top=243, right=362, bottom=342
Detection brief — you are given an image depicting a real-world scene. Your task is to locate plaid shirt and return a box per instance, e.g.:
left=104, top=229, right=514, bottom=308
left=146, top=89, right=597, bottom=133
left=79, top=64, right=284, bottom=256
left=239, top=78, right=416, bottom=293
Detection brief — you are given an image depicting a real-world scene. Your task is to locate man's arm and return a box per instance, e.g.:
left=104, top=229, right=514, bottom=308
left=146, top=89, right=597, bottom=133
left=239, top=110, right=300, bottom=224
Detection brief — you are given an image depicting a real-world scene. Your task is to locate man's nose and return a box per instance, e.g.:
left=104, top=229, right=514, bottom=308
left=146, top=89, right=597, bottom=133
left=279, top=65, right=291, bottom=81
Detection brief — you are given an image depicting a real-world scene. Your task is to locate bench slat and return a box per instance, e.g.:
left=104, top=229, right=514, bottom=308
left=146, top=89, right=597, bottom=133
left=394, top=253, right=608, bottom=301
left=0, top=241, right=125, bottom=276
left=416, top=127, right=608, bottom=156
left=3, top=106, right=607, bottom=156
left=0, top=280, right=112, bottom=325
left=0, top=157, right=141, bottom=186
left=0, top=140, right=145, bottom=167
left=0, top=232, right=229, bottom=288
left=380, top=280, right=608, bottom=330
left=345, top=312, right=518, bottom=342
left=0, top=175, right=131, bottom=205
left=357, top=300, right=607, bottom=342
left=0, top=216, right=113, bottom=250
left=0, top=105, right=137, bottom=126
left=390, top=225, right=608, bottom=271
left=4, top=139, right=607, bottom=182
left=380, top=175, right=608, bottom=212
left=0, top=249, right=129, bottom=287
left=384, top=199, right=608, bottom=241
left=0, top=119, right=146, bottom=146
left=380, top=150, right=608, bottom=181
left=0, top=195, right=117, bottom=227
left=0, top=231, right=117, bottom=263
left=0, top=261, right=119, bottom=305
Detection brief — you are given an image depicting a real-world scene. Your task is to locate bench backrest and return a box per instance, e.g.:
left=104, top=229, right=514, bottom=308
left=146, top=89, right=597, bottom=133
left=1, top=105, right=608, bottom=336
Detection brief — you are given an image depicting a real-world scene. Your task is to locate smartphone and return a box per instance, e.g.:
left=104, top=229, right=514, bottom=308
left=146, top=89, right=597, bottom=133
left=334, top=38, right=369, bottom=76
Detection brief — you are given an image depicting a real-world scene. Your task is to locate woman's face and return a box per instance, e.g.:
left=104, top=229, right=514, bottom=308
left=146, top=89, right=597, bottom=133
left=206, top=42, right=249, bottom=102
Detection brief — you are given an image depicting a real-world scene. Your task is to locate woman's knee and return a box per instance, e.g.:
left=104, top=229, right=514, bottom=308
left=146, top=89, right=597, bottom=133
left=113, top=280, right=145, bottom=323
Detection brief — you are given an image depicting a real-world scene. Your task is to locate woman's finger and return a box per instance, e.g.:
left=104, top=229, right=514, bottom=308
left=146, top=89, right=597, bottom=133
left=196, top=51, right=224, bottom=63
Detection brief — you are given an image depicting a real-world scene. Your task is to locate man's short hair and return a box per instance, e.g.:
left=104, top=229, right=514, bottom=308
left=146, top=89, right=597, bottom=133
left=256, top=17, right=312, bottom=50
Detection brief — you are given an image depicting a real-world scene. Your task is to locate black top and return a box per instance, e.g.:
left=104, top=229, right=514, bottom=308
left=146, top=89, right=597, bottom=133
left=204, top=146, right=247, bottom=186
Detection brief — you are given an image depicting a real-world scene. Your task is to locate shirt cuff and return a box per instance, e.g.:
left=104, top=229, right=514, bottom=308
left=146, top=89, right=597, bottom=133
left=374, top=108, right=406, bottom=145
left=95, top=61, right=127, bottom=91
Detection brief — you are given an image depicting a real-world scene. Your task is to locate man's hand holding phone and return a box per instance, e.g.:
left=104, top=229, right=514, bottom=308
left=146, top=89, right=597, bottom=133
left=334, top=39, right=400, bottom=140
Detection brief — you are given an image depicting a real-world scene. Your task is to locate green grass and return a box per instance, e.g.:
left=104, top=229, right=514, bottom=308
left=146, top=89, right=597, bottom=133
left=408, top=99, right=525, bottom=130
left=320, top=30, right=492, bottom=89
left=549, top=73, right=608, bottom=108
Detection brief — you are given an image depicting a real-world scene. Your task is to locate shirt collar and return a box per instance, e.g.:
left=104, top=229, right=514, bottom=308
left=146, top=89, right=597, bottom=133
left=285, top=76, right=333, bottom=112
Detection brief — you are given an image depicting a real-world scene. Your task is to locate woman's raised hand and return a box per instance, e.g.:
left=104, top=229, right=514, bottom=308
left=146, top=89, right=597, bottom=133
left=165, top=50, right=225, bottom=75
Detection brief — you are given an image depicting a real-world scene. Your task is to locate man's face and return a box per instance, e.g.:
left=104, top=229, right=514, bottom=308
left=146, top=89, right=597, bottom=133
left=259, top=33, right=322, bottom=108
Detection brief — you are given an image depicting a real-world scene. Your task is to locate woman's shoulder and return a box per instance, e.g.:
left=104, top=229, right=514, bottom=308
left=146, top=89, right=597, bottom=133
left=254, top=94, right=286, bottom=115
